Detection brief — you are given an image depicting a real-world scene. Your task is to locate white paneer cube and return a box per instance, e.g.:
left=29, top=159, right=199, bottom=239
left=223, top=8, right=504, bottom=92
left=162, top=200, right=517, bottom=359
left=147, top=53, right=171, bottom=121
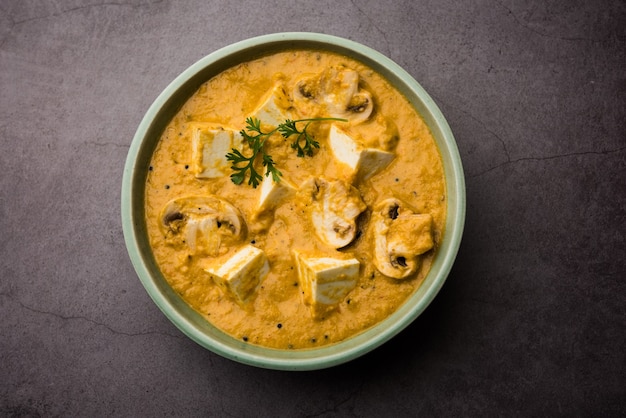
left=249, top=176, right=298, bottom=233
left=329, top=124, right=395, bottom=182
left=191, top=124, right=243, bottom=179
left=258, top=175, right=296, bottom=213
left=294, top=251, right=360, bottom=317
left=249, top=84, right=292, bottom=127
left=205, top=245, right=269, bottom=305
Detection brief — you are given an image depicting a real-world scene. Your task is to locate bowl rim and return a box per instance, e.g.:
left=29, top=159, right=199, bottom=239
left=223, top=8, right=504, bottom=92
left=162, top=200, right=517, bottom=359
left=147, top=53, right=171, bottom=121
left=121, top=32, right=465, bottom=371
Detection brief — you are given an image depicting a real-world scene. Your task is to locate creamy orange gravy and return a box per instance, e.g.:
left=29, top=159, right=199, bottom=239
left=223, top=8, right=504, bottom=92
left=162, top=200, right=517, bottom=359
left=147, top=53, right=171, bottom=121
left=145, top=50, right=446, bottom=349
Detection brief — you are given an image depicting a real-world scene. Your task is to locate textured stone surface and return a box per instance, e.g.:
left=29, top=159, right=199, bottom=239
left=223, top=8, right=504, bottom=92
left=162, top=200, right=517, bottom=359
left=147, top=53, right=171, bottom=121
left=1, top=0, right=624, bottom=416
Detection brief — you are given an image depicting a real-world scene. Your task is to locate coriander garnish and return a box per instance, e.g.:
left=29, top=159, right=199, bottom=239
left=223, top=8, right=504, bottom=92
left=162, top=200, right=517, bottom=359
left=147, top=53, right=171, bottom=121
left=226, top=117, right=281, bottom=188
left=280, top=118, right=343, bottom=157
left=226, top=116, right=346, bottom=188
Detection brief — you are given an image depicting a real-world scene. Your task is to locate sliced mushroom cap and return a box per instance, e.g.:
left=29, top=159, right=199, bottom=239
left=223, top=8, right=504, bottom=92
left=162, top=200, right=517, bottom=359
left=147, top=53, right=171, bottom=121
left=301, top=177, right=367, bottom=249
left=372, top=198, right=434, bottom=279
left=293, top=66, right=374, bottom=124
left=295, top=75, right=320, bottom=101
left=160, top=195, right=246, bottom=256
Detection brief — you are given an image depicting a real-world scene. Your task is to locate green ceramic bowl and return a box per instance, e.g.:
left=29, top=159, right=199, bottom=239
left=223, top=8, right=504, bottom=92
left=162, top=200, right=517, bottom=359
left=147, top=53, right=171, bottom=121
left=121, top=32, right=465, bottom=371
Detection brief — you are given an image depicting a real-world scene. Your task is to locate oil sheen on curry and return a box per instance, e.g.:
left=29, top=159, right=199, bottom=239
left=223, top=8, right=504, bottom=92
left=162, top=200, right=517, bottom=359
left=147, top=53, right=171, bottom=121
left=145, top=50, right=446, bottom=349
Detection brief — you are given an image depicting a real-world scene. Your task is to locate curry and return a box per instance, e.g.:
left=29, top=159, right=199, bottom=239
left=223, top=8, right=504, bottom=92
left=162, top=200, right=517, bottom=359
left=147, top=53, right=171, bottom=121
left=144, top=50, right=446, bottom=349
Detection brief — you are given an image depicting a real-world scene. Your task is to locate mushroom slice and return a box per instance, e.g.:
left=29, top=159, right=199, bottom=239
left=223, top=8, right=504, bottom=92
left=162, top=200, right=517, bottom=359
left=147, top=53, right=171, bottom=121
left=372, top=198, right=434, bottom=279
left=293, top=66, right=374, bottom=124
left=160, top=196, right=246, bottom=256
left=300, top=177, right=367, bottom=249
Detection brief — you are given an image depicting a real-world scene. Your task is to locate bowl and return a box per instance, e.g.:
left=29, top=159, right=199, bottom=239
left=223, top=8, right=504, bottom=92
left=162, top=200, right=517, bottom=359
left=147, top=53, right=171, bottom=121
left=121, top=32, right=465, bottom=371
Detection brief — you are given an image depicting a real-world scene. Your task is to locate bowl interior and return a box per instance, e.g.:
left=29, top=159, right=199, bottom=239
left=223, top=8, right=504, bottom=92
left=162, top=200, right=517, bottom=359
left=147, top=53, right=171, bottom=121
left=121, top=32, right=465, bottom=371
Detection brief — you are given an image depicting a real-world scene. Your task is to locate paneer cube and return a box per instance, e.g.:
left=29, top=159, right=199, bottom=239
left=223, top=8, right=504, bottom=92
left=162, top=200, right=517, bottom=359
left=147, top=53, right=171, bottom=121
left=249, top=84, right=292, bottom=128
left=190, top=124, right=243, bottom=179
left=294, top=251, right=360, bottom=317
left=329, top=124, right=395, bottom=182
left=258, top=175, right=297, bottom=213
left=205, top=245, right=269, bottom=305
left=249, top=176, right=298, bottom=233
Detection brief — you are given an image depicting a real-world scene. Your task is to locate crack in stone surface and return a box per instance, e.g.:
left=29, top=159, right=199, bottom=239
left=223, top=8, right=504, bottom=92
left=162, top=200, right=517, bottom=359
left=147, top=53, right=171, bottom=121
left=437, top=96, right=625, bottom=179
left=493, top=0, right=604, bottom=43
left=456, top=105, right=511, bottom=161
left=84, top=140, right=130, bottom=149
left=0, top=0, right=166, bottom=51
left=0, top=6, right=15, bottom=50
left=348, top=0, right=391, bottom=57
left=304, top=380, right=364, bottom=417
left=6, top=0, right=165, bottom=26
left=470, top=146, right=626, bottom=178
left=0, top=292, right=182, bottom=340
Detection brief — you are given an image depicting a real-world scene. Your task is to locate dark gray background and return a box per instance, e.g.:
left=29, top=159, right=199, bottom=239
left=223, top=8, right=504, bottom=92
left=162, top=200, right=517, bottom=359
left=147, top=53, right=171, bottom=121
left=1, top=1, right=624, bottom=416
